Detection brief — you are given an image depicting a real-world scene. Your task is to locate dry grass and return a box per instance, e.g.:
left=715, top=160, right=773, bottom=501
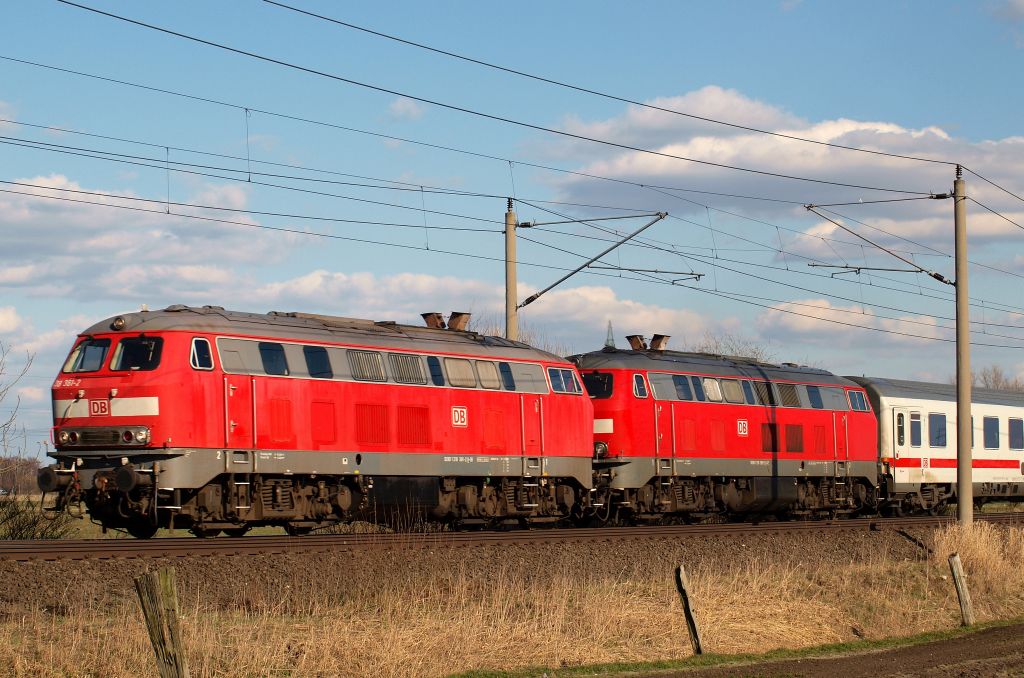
left=2, top=525, right=1023, bottom=677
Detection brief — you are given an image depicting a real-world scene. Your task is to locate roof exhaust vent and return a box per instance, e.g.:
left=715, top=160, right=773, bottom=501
left=448, top=312, right=471, bottom=332
left=625, top=335, right=648, bottom=351
left=650, top=334, right=670, bottom=351
left=421, top=312, right=446, bottom=329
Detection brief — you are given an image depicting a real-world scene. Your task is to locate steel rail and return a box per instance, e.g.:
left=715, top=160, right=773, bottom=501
left=2, top=513, right=1021, bottom=562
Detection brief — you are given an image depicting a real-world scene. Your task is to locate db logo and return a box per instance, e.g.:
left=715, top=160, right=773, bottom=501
left=89, top=399, right=110, bottom=416
left=451, top=406, right=468, bottom=428
left=737, top=419, right=749, bottom=437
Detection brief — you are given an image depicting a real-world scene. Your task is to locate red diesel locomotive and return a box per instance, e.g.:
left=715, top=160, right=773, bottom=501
left=38, top=305, right=594, bottom=537
left=572, top=338, right=879, bottom=519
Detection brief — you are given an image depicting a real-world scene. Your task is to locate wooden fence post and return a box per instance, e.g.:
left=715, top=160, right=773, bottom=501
left=947, top=552, right=976, bottom=627
left=135, top=566, right=191, bottom=678
left=674, top=563, right=704, bottom=655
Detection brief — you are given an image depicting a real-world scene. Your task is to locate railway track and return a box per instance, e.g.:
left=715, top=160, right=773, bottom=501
left=2, top=513, right=1022, bottom=562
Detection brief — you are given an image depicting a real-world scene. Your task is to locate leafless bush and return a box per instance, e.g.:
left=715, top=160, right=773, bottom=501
left=0, top=495, right=75, bottom=540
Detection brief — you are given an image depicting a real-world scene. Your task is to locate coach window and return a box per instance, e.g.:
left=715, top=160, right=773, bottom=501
left=445, top=358, right=478, bottom=388
left=476, top=361, right=501, bottom=390
left=741, top=381, right=757, bottom=405
left=1009, top=418, right=1024, bottom=450
left=258, top=342, right=289, bottom=376
left=426, top=356, right=446, bottom=386
left=632, top=374, right=648, bottom=398
left=983, top=416, right=1000, bottom=450
left=190, top=338, right=214, bottom=370
left=910, top=413, right=922, bottom=447
left=806, top=385, right=824, bottom=409
left=498, top=362, right=517, bottom=391
left=671, top=375, right=693, bottom=400
left=390, top=353, right=427, bottom=384
left=896, top=413, right=905, bottom=446
left=581, top=371, right=612, bottom=399
left=929, top=413, right=947, bottom=448
left=703, top=378, right=724, bottom=402
left=63, top=338, right=112, bottom=373
left=303, top=346, right=333, bottom=379
left=349, top=350, right=387, bottom=382
left=721, top=378, right=745, bottom=404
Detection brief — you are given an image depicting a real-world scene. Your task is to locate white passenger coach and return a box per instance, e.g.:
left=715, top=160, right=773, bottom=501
left=851, top=377, right=1024, bottom=513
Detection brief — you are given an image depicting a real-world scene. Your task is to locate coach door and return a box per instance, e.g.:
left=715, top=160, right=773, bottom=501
left=520, top=394, right=543, bottom=477
left=224, top=375, right=255, bottom=449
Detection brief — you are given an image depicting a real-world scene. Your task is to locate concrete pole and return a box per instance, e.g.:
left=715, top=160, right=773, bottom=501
left=954, top=166, right=972, bottom=526
left=504, top=198, right=519, bottom=341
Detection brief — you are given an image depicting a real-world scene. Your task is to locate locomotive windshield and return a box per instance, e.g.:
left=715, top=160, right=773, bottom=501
left=62, top=338, right=111, bottom=373
left=111, top=337, right=164, bottom=371
left=581, top=372, right=613, bottom=399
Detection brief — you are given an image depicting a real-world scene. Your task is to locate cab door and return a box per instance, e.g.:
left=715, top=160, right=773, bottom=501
left=833, top=410, right=850, bottom=481
left=520, top=394, right=543, bottom=477
left=224, top=375, right=254, bottom=449
left=655, top=400, right=674, bottom=477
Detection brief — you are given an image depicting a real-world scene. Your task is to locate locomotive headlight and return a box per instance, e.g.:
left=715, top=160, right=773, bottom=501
left=68, top=431, right=80, bottom=444
left=57, top=430, right=70, bottom=445
left=135, top=428, right=150, bottom=444
left=111, top=316, right=126, bottom=330
left=122, top=430, right=134, bottom=443
left=594, top=441, right=609, bottom=458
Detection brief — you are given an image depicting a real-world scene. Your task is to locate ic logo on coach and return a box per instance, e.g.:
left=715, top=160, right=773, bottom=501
left=451, top=406, right=468, bottom=428
left=89, top=399, right=110, bottom=416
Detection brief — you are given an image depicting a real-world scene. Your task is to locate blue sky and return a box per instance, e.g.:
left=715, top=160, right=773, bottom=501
left=2, top=0, right=1024, bottom=450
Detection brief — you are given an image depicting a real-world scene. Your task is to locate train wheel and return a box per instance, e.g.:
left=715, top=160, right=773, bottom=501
left=223, top=527, right=250, bottom=538
left=284, top=523, right=313, bottom=536
left=126, top=521, right=158, bottom=539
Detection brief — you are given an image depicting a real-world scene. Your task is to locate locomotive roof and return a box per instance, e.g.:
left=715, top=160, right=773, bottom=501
left=570, top=348, right=855, bottom=386
left=81, top=305, right=570, bottom=363
left=848, top=376, right=1024, bottom=408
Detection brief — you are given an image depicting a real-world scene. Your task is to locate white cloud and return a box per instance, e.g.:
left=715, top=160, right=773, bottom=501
left=0, top=175, right=302, bottom=300
left=250, top=270, right=736, bottom=352
left=16, top=386, right=45, bottom=403
left=994, top=0, right=1024, bottom=21
left=388, top=97, right=425, bottom=121
left=0, top=307, right=23, bottom=334
left=756, top=298, right=946, bottom=348
left=0, top=100, right=14, bottom=131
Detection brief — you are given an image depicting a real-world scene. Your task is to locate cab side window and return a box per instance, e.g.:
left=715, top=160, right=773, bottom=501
left=633, top=374, right=648, bottom=398
left=190, top=338, right=214, bottom=370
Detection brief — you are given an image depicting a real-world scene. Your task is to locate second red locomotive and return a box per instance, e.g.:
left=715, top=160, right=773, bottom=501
left=572, top=337, right=878, bottom=520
